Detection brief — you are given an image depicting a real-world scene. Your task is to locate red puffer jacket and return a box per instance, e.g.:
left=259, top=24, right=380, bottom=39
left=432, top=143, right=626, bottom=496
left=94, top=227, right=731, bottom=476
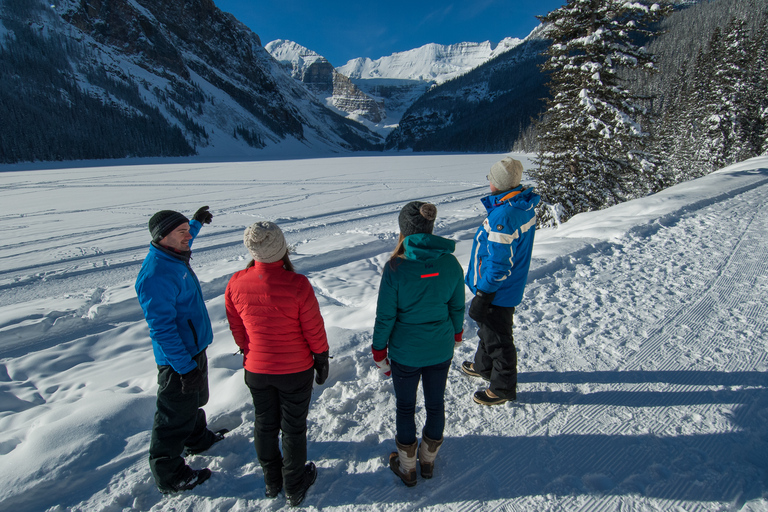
left=225, top=261, right=329, bottom=375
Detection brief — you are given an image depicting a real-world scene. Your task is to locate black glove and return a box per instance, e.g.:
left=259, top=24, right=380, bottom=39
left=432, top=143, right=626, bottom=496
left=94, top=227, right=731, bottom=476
left=313, top=350, right=330, bottom=385
left=193, top=206, right=213, bottom=225
left=468, top=290, right=496, bottom=324
left=180, top=367, right=205, bottom=394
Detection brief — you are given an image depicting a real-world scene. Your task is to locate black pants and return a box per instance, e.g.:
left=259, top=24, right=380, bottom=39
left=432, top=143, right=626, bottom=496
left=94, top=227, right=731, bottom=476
left=245, top=368, right=314, bottom=495
left=149, top=349, right=215, bottom=491
left=473, top=305, right=517, bottom=400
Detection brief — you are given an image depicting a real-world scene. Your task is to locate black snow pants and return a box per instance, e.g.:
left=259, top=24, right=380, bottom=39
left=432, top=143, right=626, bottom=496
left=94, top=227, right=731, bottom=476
left=473, top=305, right=518, bottom=400
left=244, top=368, right=314, bottom=495
left=149, top=349, right=216, bottom=491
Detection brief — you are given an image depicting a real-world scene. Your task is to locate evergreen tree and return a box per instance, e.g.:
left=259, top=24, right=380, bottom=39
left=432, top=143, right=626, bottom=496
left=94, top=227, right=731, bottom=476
left=532, top=0, right=669, bottom=225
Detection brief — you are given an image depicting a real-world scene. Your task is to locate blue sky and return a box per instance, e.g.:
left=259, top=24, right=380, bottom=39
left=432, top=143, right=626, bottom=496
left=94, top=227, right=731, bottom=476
left=214, top=0, right=566, bottom=66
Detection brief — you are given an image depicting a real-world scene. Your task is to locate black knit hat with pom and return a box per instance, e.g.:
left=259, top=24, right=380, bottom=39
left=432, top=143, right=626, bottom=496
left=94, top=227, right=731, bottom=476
left=398, top=201, right=437, bottom=237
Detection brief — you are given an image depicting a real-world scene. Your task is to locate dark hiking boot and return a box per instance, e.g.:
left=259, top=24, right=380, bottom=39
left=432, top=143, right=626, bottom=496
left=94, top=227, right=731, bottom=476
left=286, top=462, right=317, bottom=507
left=461, top=361, right=489, bottom=380
left=159, top=466, right=212, bottom=494
left=389, top=439, right=418, bottom=487
left=473, top=389, right=512, bottom=406
left=186, top=429, right=228, bottom=455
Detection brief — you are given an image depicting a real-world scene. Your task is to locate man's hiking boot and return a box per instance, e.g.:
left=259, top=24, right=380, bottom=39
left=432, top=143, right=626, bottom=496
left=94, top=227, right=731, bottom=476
left=265, top=481, right=282, bottom=499
left=186, top=429, right=228, bottom=455
left=159, top=467, right=212, bottom=494
left=461, top=361, right=489, bottom=380
left=473, top=389, right=512, bottom=406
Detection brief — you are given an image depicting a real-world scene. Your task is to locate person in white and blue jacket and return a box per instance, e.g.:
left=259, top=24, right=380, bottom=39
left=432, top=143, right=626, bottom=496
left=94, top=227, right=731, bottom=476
left=135, top=206, right=224, bottom=494
left=462, top=158, right=540, bottom=406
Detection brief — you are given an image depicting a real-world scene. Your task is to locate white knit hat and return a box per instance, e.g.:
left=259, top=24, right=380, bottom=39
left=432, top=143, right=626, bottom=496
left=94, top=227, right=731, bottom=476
left=243, top=221, right=287, bottom=263
left=488, top=157, right=523, bottom=191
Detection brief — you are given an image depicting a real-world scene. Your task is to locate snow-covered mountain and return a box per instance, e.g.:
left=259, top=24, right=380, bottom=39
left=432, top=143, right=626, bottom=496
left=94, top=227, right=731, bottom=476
left=337, top=38, right=524, bottom=85
left=266, top=37, right=525, bottom=136
left=386, top=25, right=551, bottom=152
left=265, top=40, right=387, bottom=127
left=0, top=0, right=383, bottom=164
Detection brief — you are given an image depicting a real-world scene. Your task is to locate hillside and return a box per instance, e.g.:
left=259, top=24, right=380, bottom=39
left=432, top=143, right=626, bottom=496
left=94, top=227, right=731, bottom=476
left=0, top=0, right=383, bottom=164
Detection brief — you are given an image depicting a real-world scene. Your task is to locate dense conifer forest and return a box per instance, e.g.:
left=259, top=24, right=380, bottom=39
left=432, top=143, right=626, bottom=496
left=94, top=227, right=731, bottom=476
left=530, top=0, right=768, bottom=224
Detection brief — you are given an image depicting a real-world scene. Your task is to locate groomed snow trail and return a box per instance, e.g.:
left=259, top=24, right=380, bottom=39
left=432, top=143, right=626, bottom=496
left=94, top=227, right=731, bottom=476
left=304, top=172, right=768, bottom=511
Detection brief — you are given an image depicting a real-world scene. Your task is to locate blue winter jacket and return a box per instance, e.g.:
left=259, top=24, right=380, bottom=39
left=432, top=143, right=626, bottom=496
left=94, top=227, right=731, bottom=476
left=465, top=186, right=540, bottom=307
left=135, top=220, right=213, bottom=374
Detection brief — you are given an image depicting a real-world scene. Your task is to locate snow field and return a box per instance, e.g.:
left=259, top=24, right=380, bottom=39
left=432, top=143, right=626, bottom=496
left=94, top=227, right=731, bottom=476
left=1, top=154, right=768, bottom=511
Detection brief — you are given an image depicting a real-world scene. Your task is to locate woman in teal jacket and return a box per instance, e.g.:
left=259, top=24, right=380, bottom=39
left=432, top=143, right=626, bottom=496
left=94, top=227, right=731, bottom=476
left=372, top=201, right=465, bottom=487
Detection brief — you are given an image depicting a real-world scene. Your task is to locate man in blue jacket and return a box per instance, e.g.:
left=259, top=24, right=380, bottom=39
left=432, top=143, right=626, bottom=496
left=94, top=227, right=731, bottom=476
left=462, top=158, right=540, bottom=405
left=135, top=206, right=224, bottom=493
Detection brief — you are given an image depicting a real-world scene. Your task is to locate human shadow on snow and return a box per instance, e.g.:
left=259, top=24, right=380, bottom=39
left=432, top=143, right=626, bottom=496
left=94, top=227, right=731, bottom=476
left=305, top=368, right=768, bottom=509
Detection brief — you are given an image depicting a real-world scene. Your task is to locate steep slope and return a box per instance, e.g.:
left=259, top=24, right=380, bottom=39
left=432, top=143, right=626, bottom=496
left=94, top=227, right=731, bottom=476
left=385, top=26, right=551, bottom=152
left=0, top=0, right=383, bottom=164
left=265, top=40, right=385, bottom=125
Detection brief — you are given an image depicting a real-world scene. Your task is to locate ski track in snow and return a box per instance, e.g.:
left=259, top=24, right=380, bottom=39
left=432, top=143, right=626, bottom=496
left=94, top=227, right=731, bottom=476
left=1, top=155, right=768, bottom=511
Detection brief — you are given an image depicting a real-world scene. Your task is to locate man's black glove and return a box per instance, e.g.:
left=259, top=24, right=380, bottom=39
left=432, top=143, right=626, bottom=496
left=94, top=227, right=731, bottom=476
left=193, top=205, right=213, bottom=225
left=180, top=367, right=205, bottom=394
left=313, top=351, right=330, bottom=385
left=468, top=290, right=496, bottom=324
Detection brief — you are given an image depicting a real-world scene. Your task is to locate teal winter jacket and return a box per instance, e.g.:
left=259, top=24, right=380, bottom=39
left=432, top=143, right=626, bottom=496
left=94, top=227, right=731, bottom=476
left=372, top=233, right=465, bottom=367
left=135, top=219, right=213, bottom=374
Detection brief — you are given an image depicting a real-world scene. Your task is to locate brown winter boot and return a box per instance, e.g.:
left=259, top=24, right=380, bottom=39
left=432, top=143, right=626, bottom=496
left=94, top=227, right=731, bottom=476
left=418, top=434, right=443, bottom=479
left=389, top=439, right=418, bottom=487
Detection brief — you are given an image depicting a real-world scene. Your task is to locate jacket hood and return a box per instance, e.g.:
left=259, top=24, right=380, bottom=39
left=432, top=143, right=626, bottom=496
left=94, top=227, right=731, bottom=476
left=481, top=186, right=540, bottom=213
left=402, top=233, right=456, bottom=261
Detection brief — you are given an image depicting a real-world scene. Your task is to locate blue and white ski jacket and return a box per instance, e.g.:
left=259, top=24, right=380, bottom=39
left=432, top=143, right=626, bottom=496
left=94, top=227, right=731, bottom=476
left=135, top=219, right=213, bottom=374
left=465, top=186, right=540, bottom=308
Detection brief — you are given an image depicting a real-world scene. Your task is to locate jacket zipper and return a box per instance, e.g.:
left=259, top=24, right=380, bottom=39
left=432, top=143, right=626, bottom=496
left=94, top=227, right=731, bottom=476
left=187, top=319, right=200, bottom=351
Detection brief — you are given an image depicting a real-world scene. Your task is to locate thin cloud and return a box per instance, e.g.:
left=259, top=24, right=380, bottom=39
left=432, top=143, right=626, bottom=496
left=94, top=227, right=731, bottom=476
left=461, top=0, right=501, bottom=20
left=418, top=4, right=454, bottom=29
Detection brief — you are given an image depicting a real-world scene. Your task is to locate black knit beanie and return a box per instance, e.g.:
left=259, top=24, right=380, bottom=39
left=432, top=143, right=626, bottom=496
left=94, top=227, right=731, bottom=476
left=398, top=201, right=437, bottom=237
left=148, top=210, right=189, bottom=242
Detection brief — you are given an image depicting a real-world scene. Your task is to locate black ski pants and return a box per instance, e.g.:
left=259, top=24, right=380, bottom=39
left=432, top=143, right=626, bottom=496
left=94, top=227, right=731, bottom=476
left=149, top=349, right=215, bottom=492
left=473, top=305, right=517, bottom=400
left=245, top=368, right=314, bottom=495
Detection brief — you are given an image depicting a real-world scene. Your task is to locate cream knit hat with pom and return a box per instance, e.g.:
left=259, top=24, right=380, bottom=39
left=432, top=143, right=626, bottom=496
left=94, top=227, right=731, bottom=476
left=243, top=221, right=287, bottom=263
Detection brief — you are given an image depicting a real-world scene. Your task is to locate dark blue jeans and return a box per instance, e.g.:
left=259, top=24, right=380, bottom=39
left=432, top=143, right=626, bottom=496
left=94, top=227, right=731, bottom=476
left=390, top=358, right=451, bottom=445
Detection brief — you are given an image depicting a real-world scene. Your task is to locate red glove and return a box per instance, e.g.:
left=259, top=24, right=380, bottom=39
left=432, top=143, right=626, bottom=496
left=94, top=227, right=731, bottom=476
left=371, top=346, right=391, bottom=376
left=454, top=330, right=463, bottom=346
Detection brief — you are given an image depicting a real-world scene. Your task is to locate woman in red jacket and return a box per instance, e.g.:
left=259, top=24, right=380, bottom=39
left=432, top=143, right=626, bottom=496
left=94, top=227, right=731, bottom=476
left=225, top=221, right=330, bottom=507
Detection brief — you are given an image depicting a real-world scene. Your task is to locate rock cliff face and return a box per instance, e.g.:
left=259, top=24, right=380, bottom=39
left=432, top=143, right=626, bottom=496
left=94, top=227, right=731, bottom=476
left=265, top=40, right=385, bottom=124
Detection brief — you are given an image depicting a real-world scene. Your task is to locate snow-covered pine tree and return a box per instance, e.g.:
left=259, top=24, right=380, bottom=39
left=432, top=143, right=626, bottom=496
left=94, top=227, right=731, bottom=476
left=652, top=66, right=698, bottom=185
left=532, top=0, right=669, bottom=225
left=700, top=19, right=754, bottom=170
left=746, top=17, right=768, bottom=157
